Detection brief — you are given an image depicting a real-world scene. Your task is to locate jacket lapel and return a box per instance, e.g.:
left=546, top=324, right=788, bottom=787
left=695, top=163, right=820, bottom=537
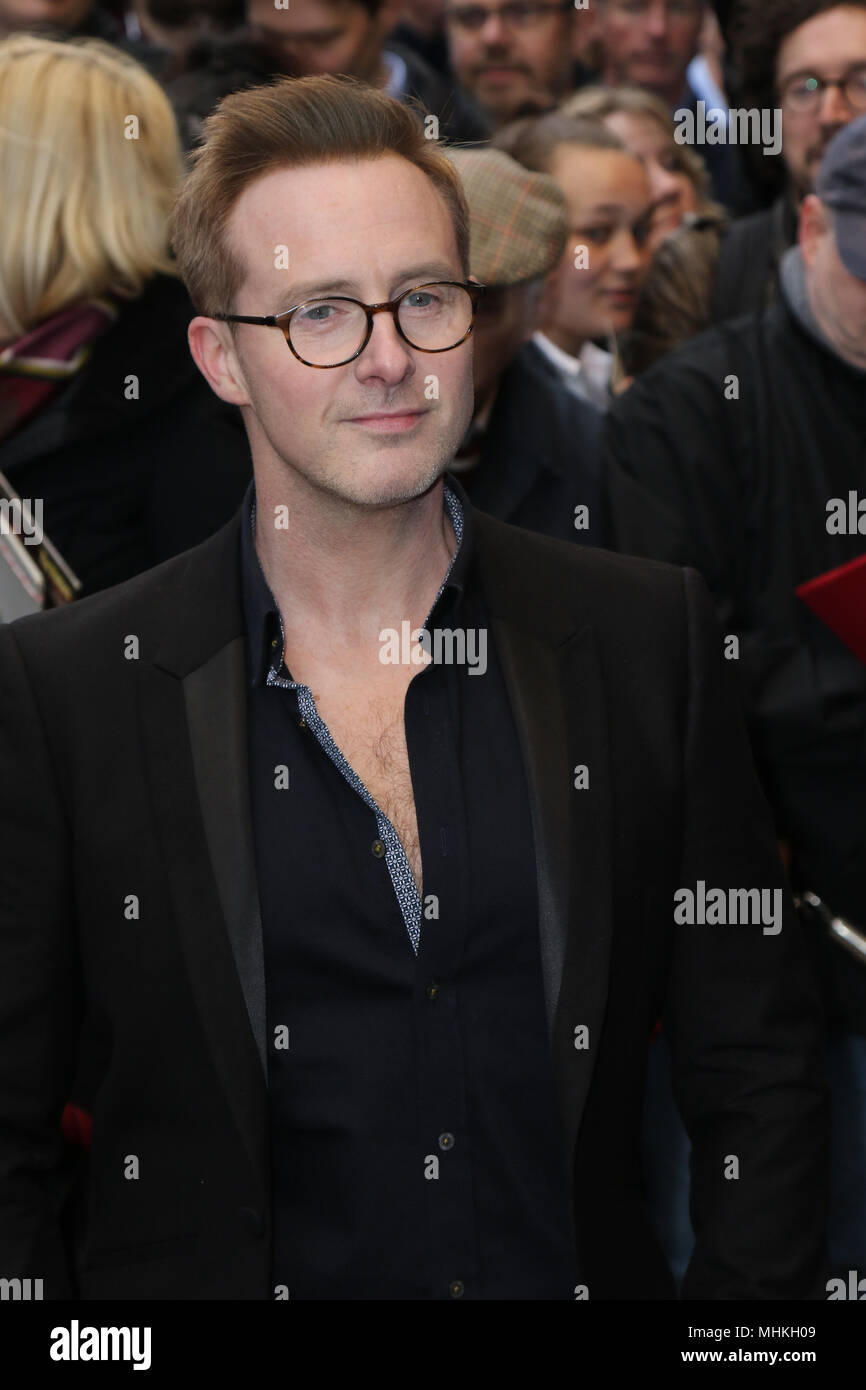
left=183, top=642, right=268, bottom=1076
left=137, top=515, right=269, bottom=1194
left=474, top=512, right=614, bottom=1231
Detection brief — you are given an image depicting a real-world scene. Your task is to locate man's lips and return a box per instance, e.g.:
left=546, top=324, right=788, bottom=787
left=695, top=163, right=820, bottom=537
left=345, top=409, right=428, bottom=433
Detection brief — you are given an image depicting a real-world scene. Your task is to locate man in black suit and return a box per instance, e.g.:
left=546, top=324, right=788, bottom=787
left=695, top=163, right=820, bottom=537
left=0, top=73, right=828, bottom=1300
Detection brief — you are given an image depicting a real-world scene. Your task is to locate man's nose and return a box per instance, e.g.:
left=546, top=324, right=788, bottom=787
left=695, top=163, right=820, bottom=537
left=646, top=2, right=670, bottom=39
left=479, top=9, right=509, bottom=43
left=354, top=310, right=415, bottom=384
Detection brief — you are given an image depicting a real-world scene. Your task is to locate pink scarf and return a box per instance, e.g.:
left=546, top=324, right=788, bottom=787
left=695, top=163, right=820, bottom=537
left=0, top=295, right=119, bottom=443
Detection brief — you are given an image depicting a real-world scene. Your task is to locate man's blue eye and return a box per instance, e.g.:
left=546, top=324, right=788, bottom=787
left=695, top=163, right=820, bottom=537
left=300, top=304, right=338, bottom=322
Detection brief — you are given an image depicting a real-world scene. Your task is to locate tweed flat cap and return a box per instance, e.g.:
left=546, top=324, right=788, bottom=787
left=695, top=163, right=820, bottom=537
left=445, top=145, right=567, bottom=286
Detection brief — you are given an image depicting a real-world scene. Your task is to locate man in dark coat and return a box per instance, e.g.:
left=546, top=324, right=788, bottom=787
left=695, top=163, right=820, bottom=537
left=0, top=74, right=827, bottom=1302
left=244, top=0, right=490, bottom=142
left=712, top=0, right=866, bottom=319
left=604, top=116, right=866, bottom=1276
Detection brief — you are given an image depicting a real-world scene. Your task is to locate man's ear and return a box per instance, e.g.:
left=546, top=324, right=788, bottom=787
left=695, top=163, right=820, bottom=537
left=799, top=194, right=827, bottom=269
left=187, top=316, right=252, bottom=407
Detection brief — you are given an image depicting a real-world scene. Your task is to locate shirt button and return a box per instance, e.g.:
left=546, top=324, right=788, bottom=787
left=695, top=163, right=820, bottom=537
left=371, top=839, right=386, bottom=858
left=425, top=981, right=439, bottom=1000
left=297, top=716, right=307, bottom=729
left=438, top=1131, right=455, bottom=1151
left=449, top=1280, right=464, bottom=1298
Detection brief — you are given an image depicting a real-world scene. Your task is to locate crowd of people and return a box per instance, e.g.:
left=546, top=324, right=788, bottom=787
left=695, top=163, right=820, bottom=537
left=1, top=0, right=865, bottom=1298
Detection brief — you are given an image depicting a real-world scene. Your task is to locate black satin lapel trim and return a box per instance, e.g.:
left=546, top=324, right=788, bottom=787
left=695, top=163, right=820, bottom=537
left=491, top=617, right=614, bottom=1237
left=138, top=660, right=268, bottom=1194
left=489, top=618, right=571, bottom=1041
left=183, top=639, right=267, bottom=1076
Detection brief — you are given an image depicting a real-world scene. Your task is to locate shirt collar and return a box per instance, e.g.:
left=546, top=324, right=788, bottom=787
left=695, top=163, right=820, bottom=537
left=532, top=331, right=613, bottom=407
left=532, top=329, right=582, bottom=377
left=240, top=473, right=474, bottom=688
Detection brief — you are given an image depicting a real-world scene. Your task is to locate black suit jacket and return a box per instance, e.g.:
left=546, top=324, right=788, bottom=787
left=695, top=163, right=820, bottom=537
left=0, top=483, right=828, bottom=1300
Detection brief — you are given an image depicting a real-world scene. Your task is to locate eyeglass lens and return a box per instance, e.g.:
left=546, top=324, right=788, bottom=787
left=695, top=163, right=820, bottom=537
left=784, top=66, right=866, bottom=110
left=288, top=284, right=474, bottom=365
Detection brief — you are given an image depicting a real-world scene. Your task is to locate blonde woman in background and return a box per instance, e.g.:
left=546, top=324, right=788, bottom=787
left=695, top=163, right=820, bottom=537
left=562, top=84, right=724, bottom=251
left=494, top=111, right=654, bottom=407
left=0, top=35, right=251, bottom=593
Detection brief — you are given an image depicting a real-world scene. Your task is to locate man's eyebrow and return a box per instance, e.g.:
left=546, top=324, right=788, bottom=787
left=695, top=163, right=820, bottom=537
left=272, top=265, right=462, bottom=311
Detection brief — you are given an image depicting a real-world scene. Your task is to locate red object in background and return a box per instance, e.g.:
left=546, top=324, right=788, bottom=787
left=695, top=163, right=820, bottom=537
left=797, top=552, right=866, bottom=667
left=61, top=1103, right=92, bottom=1151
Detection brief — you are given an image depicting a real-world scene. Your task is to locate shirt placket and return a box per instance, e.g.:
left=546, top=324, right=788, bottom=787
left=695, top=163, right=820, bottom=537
left=256, top=485, right=465, bottom=957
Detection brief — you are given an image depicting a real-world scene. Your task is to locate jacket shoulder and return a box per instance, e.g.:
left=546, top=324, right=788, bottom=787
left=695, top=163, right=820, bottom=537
left=612, top=310, right=768, bottom=408
left=473, top=508, right=690, bottom=622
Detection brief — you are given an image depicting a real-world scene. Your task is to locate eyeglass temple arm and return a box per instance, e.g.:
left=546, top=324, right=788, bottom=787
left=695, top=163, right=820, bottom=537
left=213, top=313, right=279, bottom=325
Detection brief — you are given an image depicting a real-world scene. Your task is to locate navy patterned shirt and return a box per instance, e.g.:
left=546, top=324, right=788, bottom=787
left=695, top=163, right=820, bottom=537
left=240, top=472, right=577, bottom=1299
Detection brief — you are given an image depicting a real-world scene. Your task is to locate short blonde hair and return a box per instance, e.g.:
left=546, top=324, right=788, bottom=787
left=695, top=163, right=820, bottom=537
left=0, top=35, right=186, bottom=338
left=168, top=74, right=471, bottom=321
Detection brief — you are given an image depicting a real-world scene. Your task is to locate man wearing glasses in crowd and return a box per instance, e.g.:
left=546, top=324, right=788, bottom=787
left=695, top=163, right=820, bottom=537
left=715, top=0, right=866, bottom=317
left=0, top=75, right=828, bottom=1300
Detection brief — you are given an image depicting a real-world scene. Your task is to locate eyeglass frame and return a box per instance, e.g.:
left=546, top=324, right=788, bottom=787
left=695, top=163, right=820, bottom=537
left=214, top=280, right=485, bottom=368
left=445, top=0, right=572, bottom=31
left=778, top=63, right=866, bottom=113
